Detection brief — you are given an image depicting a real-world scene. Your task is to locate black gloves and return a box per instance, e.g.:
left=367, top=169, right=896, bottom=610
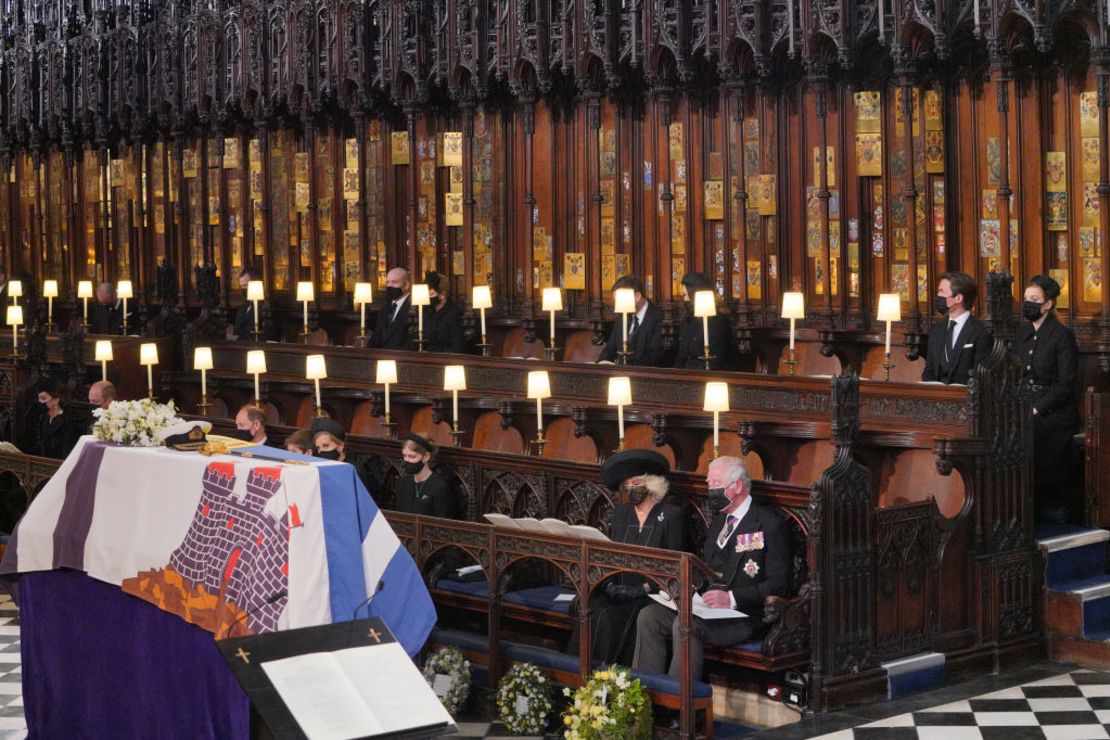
left=605, top=582, right=647, bottom=604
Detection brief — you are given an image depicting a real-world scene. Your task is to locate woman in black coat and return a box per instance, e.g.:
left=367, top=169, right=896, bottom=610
left=1013, top=275, right=1081, bottom=522
left=673, top=272, right=734, bottom=370
left=423, top=272, right=466, bottom=354
left=36, top=383, right=81, bottom=460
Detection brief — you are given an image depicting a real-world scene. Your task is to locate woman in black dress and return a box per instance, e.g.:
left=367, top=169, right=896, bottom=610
left=36, top=382, right=81, bottom=460
left=423, top=272, right=466, bottom=354
left=392, top=433, right=458, bottom=518
left=1013, top=275, right=1081, bottom=522
left=569, top=449, right=687, bottom=666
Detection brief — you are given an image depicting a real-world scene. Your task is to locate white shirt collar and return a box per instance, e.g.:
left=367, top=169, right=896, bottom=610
left=730, top=494, right=753, bottom=523
left=634, top=301, right=649, bottom=323
left=949, top=310, right=971, bottom=344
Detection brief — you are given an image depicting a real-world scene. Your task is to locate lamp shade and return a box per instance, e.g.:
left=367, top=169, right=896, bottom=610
left=527, top=370, right=551, bottom=400
left=117, top=280, right=133, bottom=300
left=77, top=280, right=93, bottom=299
left=353, top=282, right=373, bottom=306
left=42, top=280, right=58, bottom=298
left=246, top=349, right=267, bottom=375
left=193, top=346, right=214, bottom=371
left=704, top=381, right=730, bottom=413
left=541, top=287, right=563, bottom=312
left=246, top=280, right=265, bottom=302
left=443, top=365, right=467, bottom=392
left=296, top=281, right=314, bottom=302
left=693, top=290, right=716, bottom=318
left=7, top=281, right=21, bottom=299
left=6, top=306, right=22, bottom=326
left=305, top=354, right=327, bottom=380
left=376, top=359, right=398, bottom=385
left=607, top=376, right=632, bottom=407
left=472, top=285, right=492, bottom=310
left=94, top=340, right=113, bottom=362
left=139, top=343, right=158, bottom=366
left=781, top=291, right=805, bottom=320
left=876, top=293, right=902, bottom=323
left=614, top=288, right=636, bottom=314
left=410, top=284, right=430, bottom=306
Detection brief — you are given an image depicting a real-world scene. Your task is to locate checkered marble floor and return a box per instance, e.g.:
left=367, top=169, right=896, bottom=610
left=0, top=593, right=24, bottom=740
left=809, top=669, right=1110, bottom=740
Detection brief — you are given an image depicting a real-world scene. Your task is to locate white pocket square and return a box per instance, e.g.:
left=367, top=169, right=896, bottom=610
left=963, top=343, right=974, bottom=348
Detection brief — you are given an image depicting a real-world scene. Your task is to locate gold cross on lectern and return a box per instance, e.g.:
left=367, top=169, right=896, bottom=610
left=368, top=628, right=382, bottom=643
left=235, top=647, right=251, bottom=664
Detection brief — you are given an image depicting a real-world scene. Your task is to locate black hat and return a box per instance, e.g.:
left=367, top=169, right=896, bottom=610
left=310, top=417, right=346, bottom=441
left=599, top=449, right=670, bottom=490
left=424, top=271, right=444, bottom=292
left=1029, top=274, right=1062, bottom=301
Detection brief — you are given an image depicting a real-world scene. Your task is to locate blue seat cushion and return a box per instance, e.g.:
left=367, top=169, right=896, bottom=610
left=500, top=641, right=581, bottom=674
left=729, top=640, right=764, bottom=653
left=503, top=585, right=575, bottom=614
left=435, top=577, right=489, bottom=598
left=428, top=627, right=489, bottom=654
left=628, top=669, right=713, bottom=699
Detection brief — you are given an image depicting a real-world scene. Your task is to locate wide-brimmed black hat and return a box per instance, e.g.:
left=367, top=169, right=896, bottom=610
left=600, top=449, right=670, bottom=490
left=310, top=417, right=346, bottom=441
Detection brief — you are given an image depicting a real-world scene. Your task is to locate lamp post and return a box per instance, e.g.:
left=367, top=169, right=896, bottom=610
left=541, top=287, right=562, bottom=361
left=376, top=359, right=398, bottom=437
left=95, top=340, right=113, bottom=382
left=472, top=285, right=492, bottom=356
left=693, top=290, right=716, bottom=370
left=353, top=282, right=373, bottom=347
left=876, top=293, right=902, bottom=382
left=6, top=306, right=22, bottom=358
left=43, top=280, right=57, bottom=332
left=77, top=281, right=92, bottom=329
left=608, top=376, right=632, bottom=452
left=194, top=347, right=213, bottom=414
left=443, top=364, right=466, bottom=446
left=614, top=288, right=636, bottom=365
left=781, top=292, right=805, bottom=375
left=139, top=342, right=158, bottom=399
left=704, top=382, right=730, bottom=460
left=246, top=350, right=267, bottom=405
left=246, top=280, right=265, bottom=342
left=411, top=283, right=430, bottom=352
left=296, top=282, right=314, bottom=343
left=527, top=370, right=551, bottom=454
left=117, top=280, right=133, bottom=336
left=306, top=354, right=327, bottom=417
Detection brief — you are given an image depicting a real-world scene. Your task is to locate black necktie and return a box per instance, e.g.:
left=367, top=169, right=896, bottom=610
left=388, top=302, right=399, bottom=324
left=629, top=314, right=640, bottom=337
left=944, top=319, right=955, bottom=363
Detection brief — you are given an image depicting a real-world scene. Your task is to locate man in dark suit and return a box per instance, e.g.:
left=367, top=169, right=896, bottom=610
left=632, top=456, right=791, bottom=679
left=921, top=271, right=992, bottom=385
left=368, top=267, right=414, bottom=350
left=89, top=282, right=124, bottom=335
left=597, top=275, right=665, bottom=366
left=230, top=266, right=269, bottom=341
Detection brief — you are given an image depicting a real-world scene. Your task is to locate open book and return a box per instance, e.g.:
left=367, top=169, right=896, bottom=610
left=261, top=641, right=455, bottom=739
left=648, top=590, right=747, bottom=620
left=483, top=513, right=608, bottom=541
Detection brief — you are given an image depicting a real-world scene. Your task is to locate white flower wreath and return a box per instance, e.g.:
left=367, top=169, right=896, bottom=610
left=496, top=662, right=552, bottom=735
left=91, top=398, right=182, bottom=448
left=562, top=665, right=652, bottom=740
left=422, top=646, right=470, bottom=716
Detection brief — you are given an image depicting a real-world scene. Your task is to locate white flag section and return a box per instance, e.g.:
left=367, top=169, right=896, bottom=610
left=262, top=642, right=455, bottom=739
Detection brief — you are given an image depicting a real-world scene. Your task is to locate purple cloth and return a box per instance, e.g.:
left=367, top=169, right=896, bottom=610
left=18, top=569, right=250, bottom=739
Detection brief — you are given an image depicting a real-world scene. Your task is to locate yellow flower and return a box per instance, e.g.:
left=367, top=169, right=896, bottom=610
left=564, top=716, right=572, bottom=726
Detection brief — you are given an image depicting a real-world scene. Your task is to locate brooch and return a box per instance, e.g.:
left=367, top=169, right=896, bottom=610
left=657, top=512, right=665, bottom=522
left=744, top=559, right=760, bottom=578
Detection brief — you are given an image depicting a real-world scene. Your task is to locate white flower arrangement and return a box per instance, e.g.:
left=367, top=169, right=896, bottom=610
left=91, top=398, right=182, bottom=447
left=496, top=662, right=552, bottom=735
left=422, top=646, right=470, bottom=716
left=562, top=665, right=652, bottom=739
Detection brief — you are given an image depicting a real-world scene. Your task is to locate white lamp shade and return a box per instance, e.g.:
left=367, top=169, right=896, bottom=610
left=296, top=281, right=315, bottom=302
left=246, top=350, right=267, bottom=375
left=193, top=347, right=214, bottom=371
left=411, top=284, right=430, bottom=306
left=443, top=365, right=467, bottom=392
left=139, top=343, right=158, bottom=366
left=607, top=376, right=632, bottom=407
left=353, top=282, right=373, bottom=306
left=7, top=281, right=21, bottom=299
left=704, top=381, right=730, bottom=413
left=42, top=280, right=58, bottom=298
left=527, top=370, right=552, bottom=400
left=117, top=280, right=133, bottom=299
left=77, top=280, right=93, bottom=299
left=781, top=291, right=805, bottom=320
left=693, top=290, right=716, bottom=318
left=376, top=359, right=398, bottom=385
left=5, top=306, right=22, bottom=326
left=246, top=280, right=265, bottom=302
left=614, top=288, right=636, bottom=314
left=877, top=293, right=902, bottom=323
left=305, top=354, right=327, bottom=380
left=94, top=340, right=113, bottom=362
left=541, top=287, right=563, bottom=312
left=472, top=285, right=492, bottom=310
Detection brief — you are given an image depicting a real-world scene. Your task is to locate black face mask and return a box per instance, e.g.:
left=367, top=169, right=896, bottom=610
left=385, top=286, right=403, bottom=303
left=1022, top=300, right=1045, bottom=321
left=401, top=460, right=424, bottom=475
left=933, top=295, right=950, bottom=316
left=317, top=449, right=341, bottom=461
left=229, top=429, right=254, bottom=442
left=625, top=486, right=650, bottom=506
left=707, top=487, right=730, bottom=511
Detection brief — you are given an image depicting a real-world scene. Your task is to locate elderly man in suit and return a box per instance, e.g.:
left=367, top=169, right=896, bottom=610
left=597, top=275, right=665, bottom=366
left=921, top=271, right=992, bottom=385
left=632, top=455, right=791, bottom=679
left=368, top=267, right=414, bottom=350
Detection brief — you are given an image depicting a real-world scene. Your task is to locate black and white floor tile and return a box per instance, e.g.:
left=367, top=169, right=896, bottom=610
left=0, top=593, right=24, bottom=740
